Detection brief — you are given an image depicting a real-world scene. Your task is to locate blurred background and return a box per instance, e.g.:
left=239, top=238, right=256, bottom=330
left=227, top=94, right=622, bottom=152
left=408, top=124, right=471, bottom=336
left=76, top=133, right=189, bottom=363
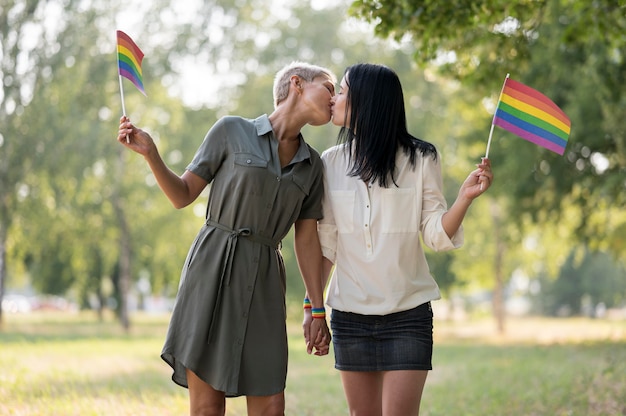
left=1, top=0, right=625, bottom=335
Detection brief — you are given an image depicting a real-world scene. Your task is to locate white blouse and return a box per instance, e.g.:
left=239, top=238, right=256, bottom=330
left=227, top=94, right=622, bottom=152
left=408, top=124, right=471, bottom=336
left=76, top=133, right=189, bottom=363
left=318, top=144, right=463, bottom=315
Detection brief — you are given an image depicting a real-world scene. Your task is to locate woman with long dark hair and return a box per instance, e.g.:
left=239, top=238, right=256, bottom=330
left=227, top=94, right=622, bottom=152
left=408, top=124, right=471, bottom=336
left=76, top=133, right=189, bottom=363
left=305, top=63, right=493, bottom=415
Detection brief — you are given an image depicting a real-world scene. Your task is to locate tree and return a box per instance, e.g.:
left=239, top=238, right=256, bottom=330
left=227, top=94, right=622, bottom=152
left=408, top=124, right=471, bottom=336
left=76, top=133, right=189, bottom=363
left=0, top=0, right=67, bottom=326
left=0, top=0, right=212, bottom=327
left=349, top=0, right=625, bottom=252
left=539, top=246, right=626, bottom=316
left=2, top=0, right=504, bottom=330
left=349, top=0, right=626, bottom=329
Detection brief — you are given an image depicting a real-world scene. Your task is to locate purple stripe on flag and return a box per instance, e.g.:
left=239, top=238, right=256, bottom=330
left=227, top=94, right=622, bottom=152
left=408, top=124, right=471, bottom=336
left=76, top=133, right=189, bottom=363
left=494, top=108, right=568, bottom=147
left=119, top=68, right=145, bottom=93
left=494, top=118, right=566, bottom=155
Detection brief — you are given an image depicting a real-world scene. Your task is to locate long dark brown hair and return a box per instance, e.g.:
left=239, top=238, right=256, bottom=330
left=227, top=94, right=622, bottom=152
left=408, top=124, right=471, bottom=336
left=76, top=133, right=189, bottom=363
left=338, top=63, right=437, bottom=187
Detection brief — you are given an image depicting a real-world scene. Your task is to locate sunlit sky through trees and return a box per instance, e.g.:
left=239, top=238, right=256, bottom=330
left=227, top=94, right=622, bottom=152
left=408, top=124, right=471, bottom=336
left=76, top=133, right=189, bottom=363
left=114, top=0, right=359, bottom=109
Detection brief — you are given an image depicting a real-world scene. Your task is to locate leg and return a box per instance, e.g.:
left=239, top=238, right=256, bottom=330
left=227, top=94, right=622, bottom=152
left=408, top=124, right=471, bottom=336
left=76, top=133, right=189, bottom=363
left=186, top=368, right=226, bottom=416
left=339, top=371, right=383, bottom=416
left=381, top=370, right=428, bottom=416
left=246, top=392, right=285, bottom=416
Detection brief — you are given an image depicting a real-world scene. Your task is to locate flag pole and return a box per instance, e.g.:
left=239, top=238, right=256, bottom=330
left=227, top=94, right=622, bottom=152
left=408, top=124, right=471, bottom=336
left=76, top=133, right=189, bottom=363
left=118, top=74, right=130, bottom=143
left=485, top=73, right=510, bottom=158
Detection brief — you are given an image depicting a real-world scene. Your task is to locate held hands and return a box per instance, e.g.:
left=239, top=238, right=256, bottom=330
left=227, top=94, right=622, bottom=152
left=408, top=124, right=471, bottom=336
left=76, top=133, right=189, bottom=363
left=117, top=116, right=156, bottom=156
left=459, top=157, right=493, bottom=200
left=302, top=306, right=331, bottom=356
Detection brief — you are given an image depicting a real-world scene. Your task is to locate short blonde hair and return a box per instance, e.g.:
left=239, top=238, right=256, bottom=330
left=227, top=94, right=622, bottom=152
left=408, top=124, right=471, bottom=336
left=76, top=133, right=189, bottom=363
left=273, top=61, right=336, bottom=108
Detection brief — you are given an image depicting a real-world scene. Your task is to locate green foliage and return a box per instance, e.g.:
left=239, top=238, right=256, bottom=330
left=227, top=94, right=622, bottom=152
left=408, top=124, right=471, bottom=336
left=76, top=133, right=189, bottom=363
left=349, top=0, right=542, bottom=75
left=349, top=0, right=626, bottom=259
left=538, top=247, right=626, bottom=316
left=5, top=0, right=623, bottom=327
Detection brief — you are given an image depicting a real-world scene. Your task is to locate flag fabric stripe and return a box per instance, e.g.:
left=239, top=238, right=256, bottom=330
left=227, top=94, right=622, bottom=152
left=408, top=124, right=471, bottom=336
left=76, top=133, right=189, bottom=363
left=494, top=117, right=566, bottom=155
left=117, top=45, right=143, bottom=76
left=494, top=108, right=568, bottom=153
left=503, top=79, right=570, bottom=126
left=492, top=77, right=570, bottom=155
left=119, top=66, right=144, bottom=93
left=117, top=35, right=144, bottom=63
left=497, top=101, right=569, bottom=141
left=117, top=30, right=145, bottom=95
left=500, top=92, right=570, bottom=135
left=118, top=54, right=143, bottom=86
left=494, top=108, right=567, bottom=149
left=502, top=84, right=570, bottom=128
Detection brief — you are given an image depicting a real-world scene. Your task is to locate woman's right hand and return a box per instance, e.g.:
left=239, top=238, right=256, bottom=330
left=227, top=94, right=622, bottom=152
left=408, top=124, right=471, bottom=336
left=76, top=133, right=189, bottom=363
left=117, top=116, right=155, bottom=156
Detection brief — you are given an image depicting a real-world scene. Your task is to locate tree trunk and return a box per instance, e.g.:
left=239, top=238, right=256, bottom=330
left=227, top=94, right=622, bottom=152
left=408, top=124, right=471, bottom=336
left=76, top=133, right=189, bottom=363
left=0, top=222, right=6, bottom=330
left=117, top=216, right=132, bottom=331
left=491, top=201, right=506, bottom=334
left=112, top=150, right=131, bottom=331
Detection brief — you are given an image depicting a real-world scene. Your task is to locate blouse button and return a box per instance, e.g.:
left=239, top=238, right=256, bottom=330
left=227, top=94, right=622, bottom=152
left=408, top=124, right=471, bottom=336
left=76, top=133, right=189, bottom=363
left=246, top=159, right=251, bottom=164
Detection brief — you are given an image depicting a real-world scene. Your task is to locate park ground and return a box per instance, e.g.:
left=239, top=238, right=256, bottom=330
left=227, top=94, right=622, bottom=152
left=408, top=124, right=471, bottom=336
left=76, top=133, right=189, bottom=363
left=1, top=311, right=625, bottom=415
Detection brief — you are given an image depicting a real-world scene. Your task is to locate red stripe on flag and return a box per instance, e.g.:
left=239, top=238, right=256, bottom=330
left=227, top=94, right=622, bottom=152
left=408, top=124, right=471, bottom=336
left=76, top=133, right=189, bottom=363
left=117, top=30, right=144, bottom=63
left=504, top=79, right=570, bottom=126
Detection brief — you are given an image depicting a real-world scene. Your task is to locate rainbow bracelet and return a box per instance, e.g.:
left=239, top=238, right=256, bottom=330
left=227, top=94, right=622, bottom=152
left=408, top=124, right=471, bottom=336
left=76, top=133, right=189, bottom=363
left=303, top=297, right=312, bottom=309
left=311, top=307, right=326, bottom=319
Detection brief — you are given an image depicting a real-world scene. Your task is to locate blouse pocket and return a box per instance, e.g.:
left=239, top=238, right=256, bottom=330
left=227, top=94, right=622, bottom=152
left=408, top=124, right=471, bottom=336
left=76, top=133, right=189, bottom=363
left=234, top=152, right=268, bottom=168
left=329, top=190, right=355, bottom=233
left=232, top=153, right=270, bottom=197
left=381, top=187, right=418, bottom=233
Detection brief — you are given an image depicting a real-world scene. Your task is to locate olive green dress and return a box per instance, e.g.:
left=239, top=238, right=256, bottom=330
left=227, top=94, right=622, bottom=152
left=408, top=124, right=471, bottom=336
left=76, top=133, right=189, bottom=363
left=161, top=115, right=324, bottom=397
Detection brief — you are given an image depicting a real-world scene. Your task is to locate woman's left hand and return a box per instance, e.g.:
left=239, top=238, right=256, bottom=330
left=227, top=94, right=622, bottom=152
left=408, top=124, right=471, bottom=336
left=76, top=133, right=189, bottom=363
left=460, top=157, right=493, bottom=199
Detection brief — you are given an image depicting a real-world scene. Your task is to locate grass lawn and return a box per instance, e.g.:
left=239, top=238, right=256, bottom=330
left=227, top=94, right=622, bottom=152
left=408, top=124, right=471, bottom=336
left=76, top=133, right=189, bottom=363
left=0, top=311, right=624, bottom=415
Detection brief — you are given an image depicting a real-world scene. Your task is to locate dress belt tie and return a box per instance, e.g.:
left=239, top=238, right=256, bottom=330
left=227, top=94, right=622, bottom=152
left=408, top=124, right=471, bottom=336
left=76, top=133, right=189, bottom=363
left=205, top=219, right=281, bottom=343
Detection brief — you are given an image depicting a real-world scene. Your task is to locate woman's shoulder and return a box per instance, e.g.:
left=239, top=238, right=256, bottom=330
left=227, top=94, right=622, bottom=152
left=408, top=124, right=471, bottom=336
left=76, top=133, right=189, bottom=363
left=215, top=115, right=255, bottom=127
left=208, top=115, right=245, bottom=132
left=208, top=115, right=268, bottom=138
left=321, top=143, right=348, bottom=160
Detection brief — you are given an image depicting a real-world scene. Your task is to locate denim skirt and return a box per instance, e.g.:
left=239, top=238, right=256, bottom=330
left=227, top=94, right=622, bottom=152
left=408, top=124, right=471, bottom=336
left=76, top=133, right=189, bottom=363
left=330, top=302, right=433, bottom=371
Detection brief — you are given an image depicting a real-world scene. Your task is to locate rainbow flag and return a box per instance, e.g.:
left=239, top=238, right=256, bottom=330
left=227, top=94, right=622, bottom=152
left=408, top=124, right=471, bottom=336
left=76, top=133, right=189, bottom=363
left=492, top=78, right=570, bottom=155
left=117, top=30, right=146, bottom=96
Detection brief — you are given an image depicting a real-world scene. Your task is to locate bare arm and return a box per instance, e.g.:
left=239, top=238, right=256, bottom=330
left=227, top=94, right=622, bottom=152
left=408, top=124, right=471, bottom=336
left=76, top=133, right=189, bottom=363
left=442, top=157, right=493, bottom=238
left=294, top=218, right=325, bottom=312
left=117, top=116, right=207, bottom=208
left=294, top=218, right=331, bottom=355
